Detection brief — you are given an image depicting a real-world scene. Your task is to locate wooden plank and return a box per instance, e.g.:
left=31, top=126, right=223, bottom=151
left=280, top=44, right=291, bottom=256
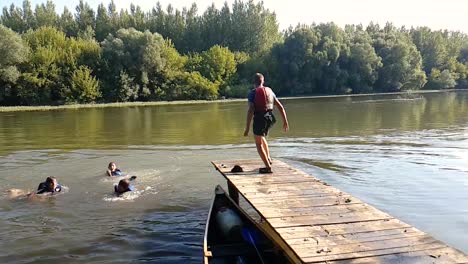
left=230, top=181, right=339, bottom=193
left=264, top=202, right=391, bottom=220
left=254, top=204, right=375, bottom=219
left=241, top=189, right=344, bottom=199
left=226, top=172, right=317, bottom=181
left=248, top=194, right=359, bottom=207
left=338, top=227, right=422, bottom=240
left=226, top=176, right=317, bottom=185
left=301, top=241, right=449, bottom=263
left=245, top=193, right=349, bottom=202
left=276, top=219, right=413, bottom=240
left=229, top=177, right=321, bottom=185
left=320, top=219, right=413, bottom=236
left=323, top=245, right=468, bottom=263
left=213, top=159, right=309, bottom=176
left=286, top=229, right=423, bottom=247
left=268, top=210, right=393, bottom=228
left=230, top=182, right=330, bottom=193
left=231, top=178, right=321, bottom=185
left=297, top=235, right=440, bottom=259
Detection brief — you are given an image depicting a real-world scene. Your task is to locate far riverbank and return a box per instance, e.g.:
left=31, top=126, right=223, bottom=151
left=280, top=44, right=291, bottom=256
left=0, top=89, right=463, bottom=113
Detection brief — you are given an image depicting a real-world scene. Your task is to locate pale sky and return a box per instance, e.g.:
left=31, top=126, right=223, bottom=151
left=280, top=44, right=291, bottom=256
left=3, top=0, right=468, bottom=33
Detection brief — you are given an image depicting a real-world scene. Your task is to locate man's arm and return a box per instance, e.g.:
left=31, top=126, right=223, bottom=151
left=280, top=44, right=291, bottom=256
left=244, top=102, right=254, bottom=136
left=274, top=97, right=289, bottom=132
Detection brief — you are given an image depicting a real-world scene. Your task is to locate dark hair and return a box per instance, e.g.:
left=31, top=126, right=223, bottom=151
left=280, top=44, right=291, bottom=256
left=45, top=176, right=57, bottom=192
left=45, top=176, right=56, bottom=185
left=118, top=179, right=130, bottom=191
left=253, top=73, right=264, bottom=86
left=108, top=162, right=115, bottom=169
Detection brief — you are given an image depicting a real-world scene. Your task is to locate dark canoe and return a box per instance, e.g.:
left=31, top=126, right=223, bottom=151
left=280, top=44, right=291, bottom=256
left=203, top=185, right=292, bottom=264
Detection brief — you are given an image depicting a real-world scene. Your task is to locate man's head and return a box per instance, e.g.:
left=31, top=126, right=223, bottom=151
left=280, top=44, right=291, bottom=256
left=253, top=73, right=264, bottom=87
left=115, top=179, right=132, bottom=194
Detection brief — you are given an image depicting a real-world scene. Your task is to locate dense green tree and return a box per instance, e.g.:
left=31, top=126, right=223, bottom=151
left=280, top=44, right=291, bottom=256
left=1, top=4, right=26, bottom=32
left=100, top=28, right=167, bottom=101
left=147, top=2, right=165, bottom=36
left=18, top=27, right=100, bottom=105
left=313, top=23, right=350, bottom=94
left=345, top=26, right=382, bottom=93
left=196, top=45, right=237, bottom=94
left=59, top=7, right=77, bottom=37
left=411, top=27, right=447, bottom=74
left=0, top=25, right=29, bottom=82
left=270, top=26, right=321, bottom=95
left=371, top=24, right=426, bottom=91
left=116, top=70, right=138, bottom=101
left=179, top=3, right=201, bottom=53
left=0, top=25, right=29, bottom=104
left=69, top=65, right=100, bottom=102
left=129, top=4, right=146, bottom=31
left=229, top=0, right=281, bottom=55
left=107, top=0, right=119, bottom=33
left=410, top=27, right=468, bottom=88
left=22, top=0, right=35, bottom=29
left=35, top=1, right=58, bottom=28
left=163, top=71, right=218, bottom=100
left=75, top=0, right=95, bottom=34
left=95, top=3, right=110, bottom=41
left=427, top=69, right=456, bottom=89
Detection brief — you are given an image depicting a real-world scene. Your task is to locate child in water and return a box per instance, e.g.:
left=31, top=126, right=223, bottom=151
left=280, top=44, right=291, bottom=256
left=107, top=162, right=122, bottom=176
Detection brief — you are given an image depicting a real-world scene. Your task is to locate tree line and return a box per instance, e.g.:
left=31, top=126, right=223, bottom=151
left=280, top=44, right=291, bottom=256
left=1, top=0, right=467, bottom=106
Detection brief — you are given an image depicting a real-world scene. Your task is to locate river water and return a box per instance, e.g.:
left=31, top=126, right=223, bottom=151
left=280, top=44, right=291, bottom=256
left=0, top=91, right=467, bottom=263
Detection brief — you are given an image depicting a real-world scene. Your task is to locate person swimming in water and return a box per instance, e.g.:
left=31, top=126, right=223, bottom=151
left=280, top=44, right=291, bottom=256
left=107, top=162, right=122, bottom=176
left=37, top=176, right=62, bottom=194
left=7, top=176, right=62, bottom=199
left=114, top=176, right=137, bottom=195
left=114, top=178, right=133, bottom=195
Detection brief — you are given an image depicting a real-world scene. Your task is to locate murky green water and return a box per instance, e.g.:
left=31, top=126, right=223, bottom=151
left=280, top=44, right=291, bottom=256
left=1, top=91, right=467, bottom=263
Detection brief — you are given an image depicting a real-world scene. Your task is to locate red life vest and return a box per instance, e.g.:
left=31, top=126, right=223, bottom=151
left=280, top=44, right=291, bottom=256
left=254, top=87, right=268, bottom=112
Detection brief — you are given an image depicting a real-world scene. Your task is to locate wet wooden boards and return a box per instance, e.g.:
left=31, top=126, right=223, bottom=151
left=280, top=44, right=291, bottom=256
left=212, top=159, right=468, bottom=264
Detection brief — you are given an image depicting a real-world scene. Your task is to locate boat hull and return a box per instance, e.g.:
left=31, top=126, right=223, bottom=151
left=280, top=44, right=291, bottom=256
left=203, top=185, right=291, bottom=264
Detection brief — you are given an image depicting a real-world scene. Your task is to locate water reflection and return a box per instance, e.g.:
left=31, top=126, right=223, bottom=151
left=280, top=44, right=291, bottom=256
left=0, top=91, right=468, bottom=262
left=1, top=91, right=468, bottom=153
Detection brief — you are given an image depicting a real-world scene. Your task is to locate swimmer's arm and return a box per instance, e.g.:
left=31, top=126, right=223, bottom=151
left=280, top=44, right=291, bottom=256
left=106, top=169, right=112, bottom=176
left=128, top=175, right=137, bottom=181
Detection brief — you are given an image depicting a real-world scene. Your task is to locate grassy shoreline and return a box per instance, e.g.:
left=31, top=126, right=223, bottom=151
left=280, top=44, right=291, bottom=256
left=0, top=89, right=463, bottom=112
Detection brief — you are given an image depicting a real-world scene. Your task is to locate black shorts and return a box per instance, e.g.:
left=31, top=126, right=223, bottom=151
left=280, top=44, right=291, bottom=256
left=253, top=111, right=276, bottom=136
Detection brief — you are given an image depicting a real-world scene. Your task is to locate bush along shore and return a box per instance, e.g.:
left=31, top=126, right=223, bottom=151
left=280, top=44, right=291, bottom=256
left=0, top=89, right=460, bottom=113
left=1, top=0, right=468, bottom=107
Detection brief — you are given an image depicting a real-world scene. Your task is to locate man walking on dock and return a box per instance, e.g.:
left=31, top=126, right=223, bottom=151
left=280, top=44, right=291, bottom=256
left=244, top=73, right=289, bottom=173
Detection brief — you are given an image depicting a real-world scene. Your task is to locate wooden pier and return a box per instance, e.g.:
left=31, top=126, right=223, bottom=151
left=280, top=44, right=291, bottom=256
left=212, top=159, right=468, bottom=264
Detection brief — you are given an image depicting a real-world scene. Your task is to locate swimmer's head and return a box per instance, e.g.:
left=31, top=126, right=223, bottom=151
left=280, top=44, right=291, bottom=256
left=45, top=176, right=58, bottom=192
left=115, top=179, right=133, bottom=194
left=108, top=162, right=117, bottom=171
